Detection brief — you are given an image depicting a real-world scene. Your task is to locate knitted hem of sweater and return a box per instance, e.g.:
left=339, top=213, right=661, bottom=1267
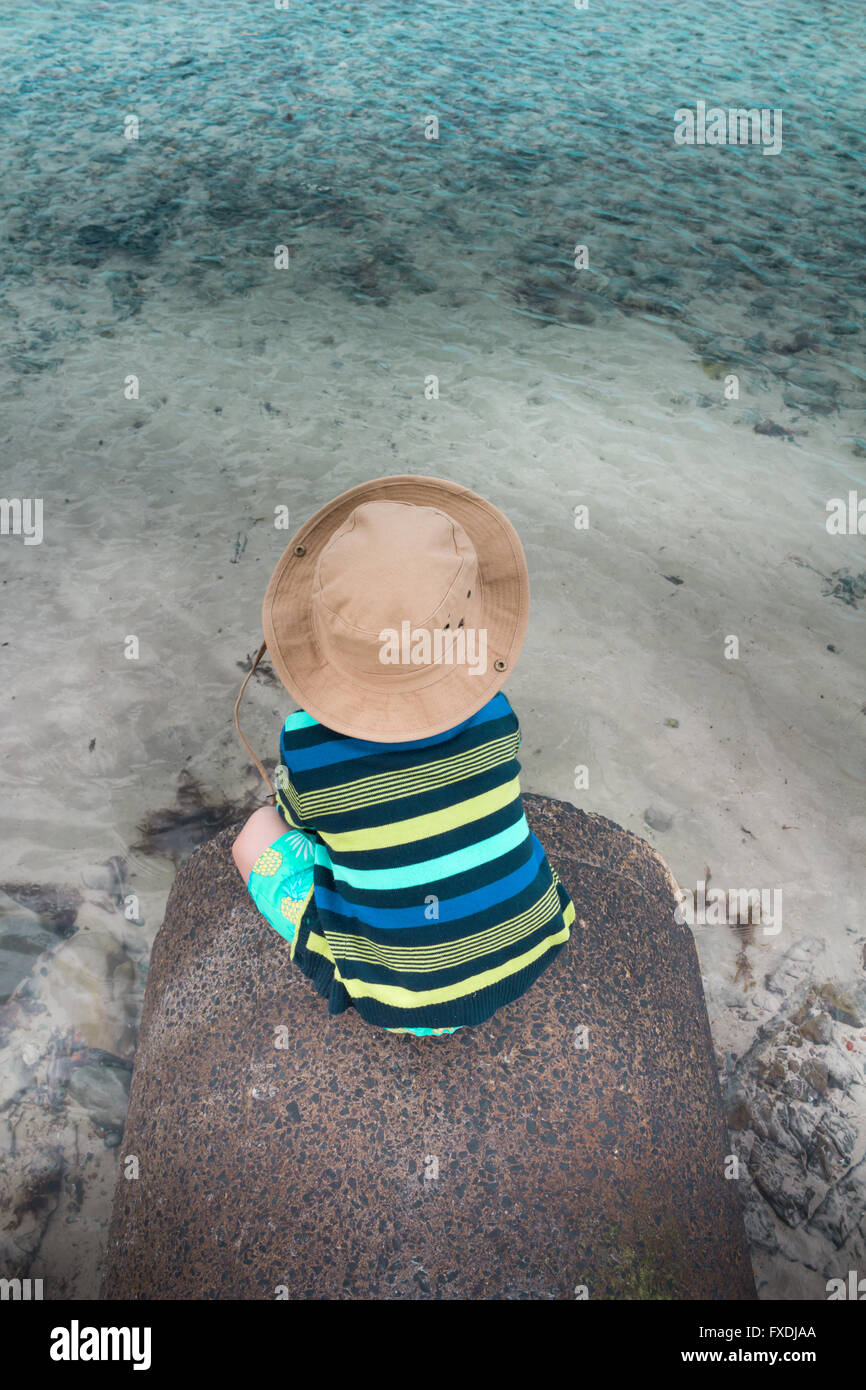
left=290, top=931, right=569, bottom=1031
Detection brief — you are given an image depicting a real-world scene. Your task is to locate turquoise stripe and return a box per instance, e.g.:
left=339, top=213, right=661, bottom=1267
left=285, top=697, right=510, bottom=741
left=284, top=709, right=320, bottom=731
left=315, top=813, right=530, bottom=891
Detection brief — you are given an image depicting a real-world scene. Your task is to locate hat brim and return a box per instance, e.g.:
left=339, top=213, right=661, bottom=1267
left=261, top=475, right=530, bottom=742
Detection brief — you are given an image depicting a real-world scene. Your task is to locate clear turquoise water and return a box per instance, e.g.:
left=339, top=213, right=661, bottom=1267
left=1, top=0, right=863, bottom=388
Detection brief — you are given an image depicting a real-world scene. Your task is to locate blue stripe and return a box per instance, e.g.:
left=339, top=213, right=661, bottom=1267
left=282, top=693, right=511, bottom=772
left=314, top=836, right=546, bottom=929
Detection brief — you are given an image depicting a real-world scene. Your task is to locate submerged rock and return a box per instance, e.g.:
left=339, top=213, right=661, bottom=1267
left=0, top=885, right=82, bottom=1004
left=754, top=420, right=793, bottom=439
left=0, top=914, right=58, bottom=1005
left=65, top=1062, right=131, bottom=1137
left=783, top=384, right=835, bottom=415
left=75, top=223, right=119, bottom=249
left=102, top=795, right=754, bottom=1301
left=0, top=883, right=81, bottom=937
left=723, top=941, right=866, bottom=1298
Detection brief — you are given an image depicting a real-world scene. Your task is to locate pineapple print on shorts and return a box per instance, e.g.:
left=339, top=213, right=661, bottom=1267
left=247, top=830, right=315, bottom=946
left=279, top=872, right=315, bottom=935
left=251, top=845, right=284, bottom=877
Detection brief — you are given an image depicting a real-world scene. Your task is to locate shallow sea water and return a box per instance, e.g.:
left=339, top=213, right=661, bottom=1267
left=0, top=0, right=864, bottom=1297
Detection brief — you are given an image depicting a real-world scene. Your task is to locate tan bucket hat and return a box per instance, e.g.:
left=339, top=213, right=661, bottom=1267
left=234, top=474, right=529, bottom=787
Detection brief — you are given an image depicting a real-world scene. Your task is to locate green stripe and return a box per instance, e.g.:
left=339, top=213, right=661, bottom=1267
left=315, top=924, right=571, bottom=1008
left=280, top=731, right=518, bottom=819
left=326, top=883, right=563, bottom=971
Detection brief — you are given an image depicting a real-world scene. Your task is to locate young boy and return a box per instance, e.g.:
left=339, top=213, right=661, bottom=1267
left=232, top=475, right=574, bottom=1036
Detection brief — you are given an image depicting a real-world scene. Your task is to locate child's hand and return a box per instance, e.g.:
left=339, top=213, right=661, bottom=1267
left=231, top=805, right=289, bottom=883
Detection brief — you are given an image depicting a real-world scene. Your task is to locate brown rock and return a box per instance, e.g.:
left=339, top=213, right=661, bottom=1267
left=101, top=795, right=754, bottom=1300
left=819, top=982, right=866, bottom=1028
left=798, top=1012, right=834, bottom=1045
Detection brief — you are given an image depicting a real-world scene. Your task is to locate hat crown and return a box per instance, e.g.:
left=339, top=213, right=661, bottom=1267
left=315, top=501, right=479, bottom=642
left=258, top=474, right=529, bottom=742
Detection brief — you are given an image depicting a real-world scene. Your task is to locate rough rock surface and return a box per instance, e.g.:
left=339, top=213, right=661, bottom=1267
left=101, top=795, right=755, bottom=1300
left=722, top=939, right=866, bottom=1300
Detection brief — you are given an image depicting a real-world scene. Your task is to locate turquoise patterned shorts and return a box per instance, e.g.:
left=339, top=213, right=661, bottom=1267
left=247, top=828, right=317, bottom=943
left=246, top=826, right=461, bottom=1038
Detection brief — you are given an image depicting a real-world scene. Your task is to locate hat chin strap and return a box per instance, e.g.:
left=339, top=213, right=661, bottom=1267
left=233, top=640, right=276, bottom=804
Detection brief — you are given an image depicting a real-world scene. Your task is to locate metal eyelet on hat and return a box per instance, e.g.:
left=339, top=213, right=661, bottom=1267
left=293, top=544, right=307, bottom=556
left=494, top=658, right=507, bottom=672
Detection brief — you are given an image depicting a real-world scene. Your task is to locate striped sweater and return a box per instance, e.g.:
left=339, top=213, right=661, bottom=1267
left=274, top=692, right=574, bottom=1031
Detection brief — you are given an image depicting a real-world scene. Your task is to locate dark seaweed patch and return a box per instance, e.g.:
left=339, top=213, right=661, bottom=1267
left=821, top=570, right=866, bottom=608
left=133, top=769, right=259, bottom=862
